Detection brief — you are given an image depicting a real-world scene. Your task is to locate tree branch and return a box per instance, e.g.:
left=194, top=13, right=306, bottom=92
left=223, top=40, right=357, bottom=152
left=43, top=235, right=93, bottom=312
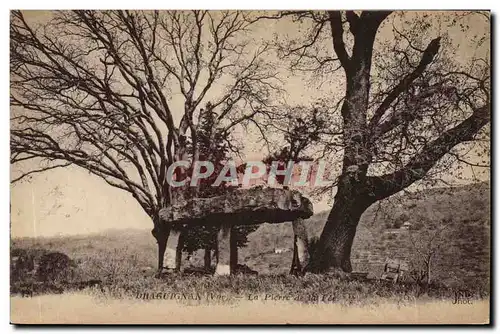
left=367, top=104, right=489, bottom=200
left=11, top=162, right=72, bottom=183
left=328, top=11, right=350, bottom=70
left=369, top=37, right=442, bottom=132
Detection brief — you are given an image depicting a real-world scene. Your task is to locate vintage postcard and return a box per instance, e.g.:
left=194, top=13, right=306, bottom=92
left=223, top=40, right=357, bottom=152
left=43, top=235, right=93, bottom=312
left=10, top=9, right=490, bottom=324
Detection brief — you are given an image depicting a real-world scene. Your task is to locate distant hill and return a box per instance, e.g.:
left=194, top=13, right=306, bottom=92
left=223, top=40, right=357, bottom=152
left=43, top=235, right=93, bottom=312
left=242, top=181, right=490, bottom=289
left=12, top=182, right=490, bottom=290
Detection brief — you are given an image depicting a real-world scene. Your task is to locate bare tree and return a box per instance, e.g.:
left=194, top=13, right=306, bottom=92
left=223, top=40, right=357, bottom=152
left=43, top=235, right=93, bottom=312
left=10, top=10, right=281, bottom=275
left=270, top=11, right=490, bottom=273
left=408, top=220, right=452, bottom=285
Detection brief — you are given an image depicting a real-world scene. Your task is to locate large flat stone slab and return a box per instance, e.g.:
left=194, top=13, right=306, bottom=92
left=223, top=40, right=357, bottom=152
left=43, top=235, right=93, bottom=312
left=159, top=187, right=313, bottom=226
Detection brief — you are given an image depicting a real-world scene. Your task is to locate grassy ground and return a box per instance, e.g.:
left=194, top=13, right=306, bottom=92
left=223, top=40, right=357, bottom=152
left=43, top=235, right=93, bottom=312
left=9, top=270, right=489, bottom=308
left=11, top=182, right=490, bottom=304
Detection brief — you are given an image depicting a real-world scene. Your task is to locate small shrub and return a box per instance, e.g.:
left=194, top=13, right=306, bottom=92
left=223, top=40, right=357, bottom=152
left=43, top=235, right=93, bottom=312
left=10, top=249, right=35, bottom=281
left=36, top=252, right=76, bottom=282
left=411, top=221, right=424, bottom=231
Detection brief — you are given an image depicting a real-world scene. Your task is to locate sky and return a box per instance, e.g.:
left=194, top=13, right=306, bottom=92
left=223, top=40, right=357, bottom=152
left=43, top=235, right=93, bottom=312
left=10, top=10, right=490, bottom=238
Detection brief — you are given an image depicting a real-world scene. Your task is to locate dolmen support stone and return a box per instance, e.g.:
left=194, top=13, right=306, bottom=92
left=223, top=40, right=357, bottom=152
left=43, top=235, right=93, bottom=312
left=159, top=187, right=314, bottom=275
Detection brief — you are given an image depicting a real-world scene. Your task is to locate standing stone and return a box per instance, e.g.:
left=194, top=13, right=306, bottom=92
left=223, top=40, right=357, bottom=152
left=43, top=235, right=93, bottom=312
left=230, top=226, right=238, bottom=272
left=164, top=227, right=182, bottom=271
left=291, top=218, right=309, bottom=273
left=215, top=223, right=232, bottom=275
left=203, top=247, right=212, bottom=271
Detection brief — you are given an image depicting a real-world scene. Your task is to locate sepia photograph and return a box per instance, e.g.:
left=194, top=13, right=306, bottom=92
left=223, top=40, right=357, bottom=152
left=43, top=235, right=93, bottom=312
left=9, top=8, right=491, bottom=324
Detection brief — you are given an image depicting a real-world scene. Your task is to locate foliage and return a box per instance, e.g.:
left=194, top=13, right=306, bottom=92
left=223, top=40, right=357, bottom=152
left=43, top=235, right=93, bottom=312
left=182, top=104, right=258, bottom=256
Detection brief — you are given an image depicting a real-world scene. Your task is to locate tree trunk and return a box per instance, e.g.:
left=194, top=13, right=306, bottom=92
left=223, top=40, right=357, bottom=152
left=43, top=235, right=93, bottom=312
left=204, top=247, right=212, bottom=271
left=307, top=180, right=373, bottom=273
left=426, top=257, right=432, bottom=285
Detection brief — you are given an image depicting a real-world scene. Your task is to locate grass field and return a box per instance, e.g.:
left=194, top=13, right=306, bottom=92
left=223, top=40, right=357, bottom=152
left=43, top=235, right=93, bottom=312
left=11, top=182, right=490, bottom=305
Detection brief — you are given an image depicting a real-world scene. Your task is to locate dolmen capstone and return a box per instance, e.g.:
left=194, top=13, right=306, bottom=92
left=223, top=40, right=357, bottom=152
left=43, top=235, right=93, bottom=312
left=159, top=187, right=313, bottom=275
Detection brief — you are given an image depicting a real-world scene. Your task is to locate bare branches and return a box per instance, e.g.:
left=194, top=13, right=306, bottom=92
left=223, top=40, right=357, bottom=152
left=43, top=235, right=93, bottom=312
left=369, top=37, right=442, bottom=133
left=11, top=10, right=279, bottom=217
left=408, top=218, right=452, bottom=284
left=11, top=162, right=72, bottom=183
left=272, top=10, right=489, bottom=198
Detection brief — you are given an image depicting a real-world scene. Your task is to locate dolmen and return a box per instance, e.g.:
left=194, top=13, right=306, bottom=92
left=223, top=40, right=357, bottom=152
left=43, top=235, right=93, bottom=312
left=159, top=187, right=313, bottom=275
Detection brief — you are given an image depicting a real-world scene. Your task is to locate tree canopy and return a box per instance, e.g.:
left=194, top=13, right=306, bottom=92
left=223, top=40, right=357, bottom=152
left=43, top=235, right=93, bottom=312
left=11, top=10, right=281, bottom=219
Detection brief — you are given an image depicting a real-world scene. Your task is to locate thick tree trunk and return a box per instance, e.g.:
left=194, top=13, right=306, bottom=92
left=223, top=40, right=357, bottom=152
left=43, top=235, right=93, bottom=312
left=309, top=207, right=358, bottom=273
left=307, top=179, right=373, bottom=273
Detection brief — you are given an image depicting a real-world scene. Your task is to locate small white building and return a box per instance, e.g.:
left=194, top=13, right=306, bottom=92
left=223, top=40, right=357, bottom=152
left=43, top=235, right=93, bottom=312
left=274, top=248, right=291, bottom=254
left=400, top=221, right=412, bottom=230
